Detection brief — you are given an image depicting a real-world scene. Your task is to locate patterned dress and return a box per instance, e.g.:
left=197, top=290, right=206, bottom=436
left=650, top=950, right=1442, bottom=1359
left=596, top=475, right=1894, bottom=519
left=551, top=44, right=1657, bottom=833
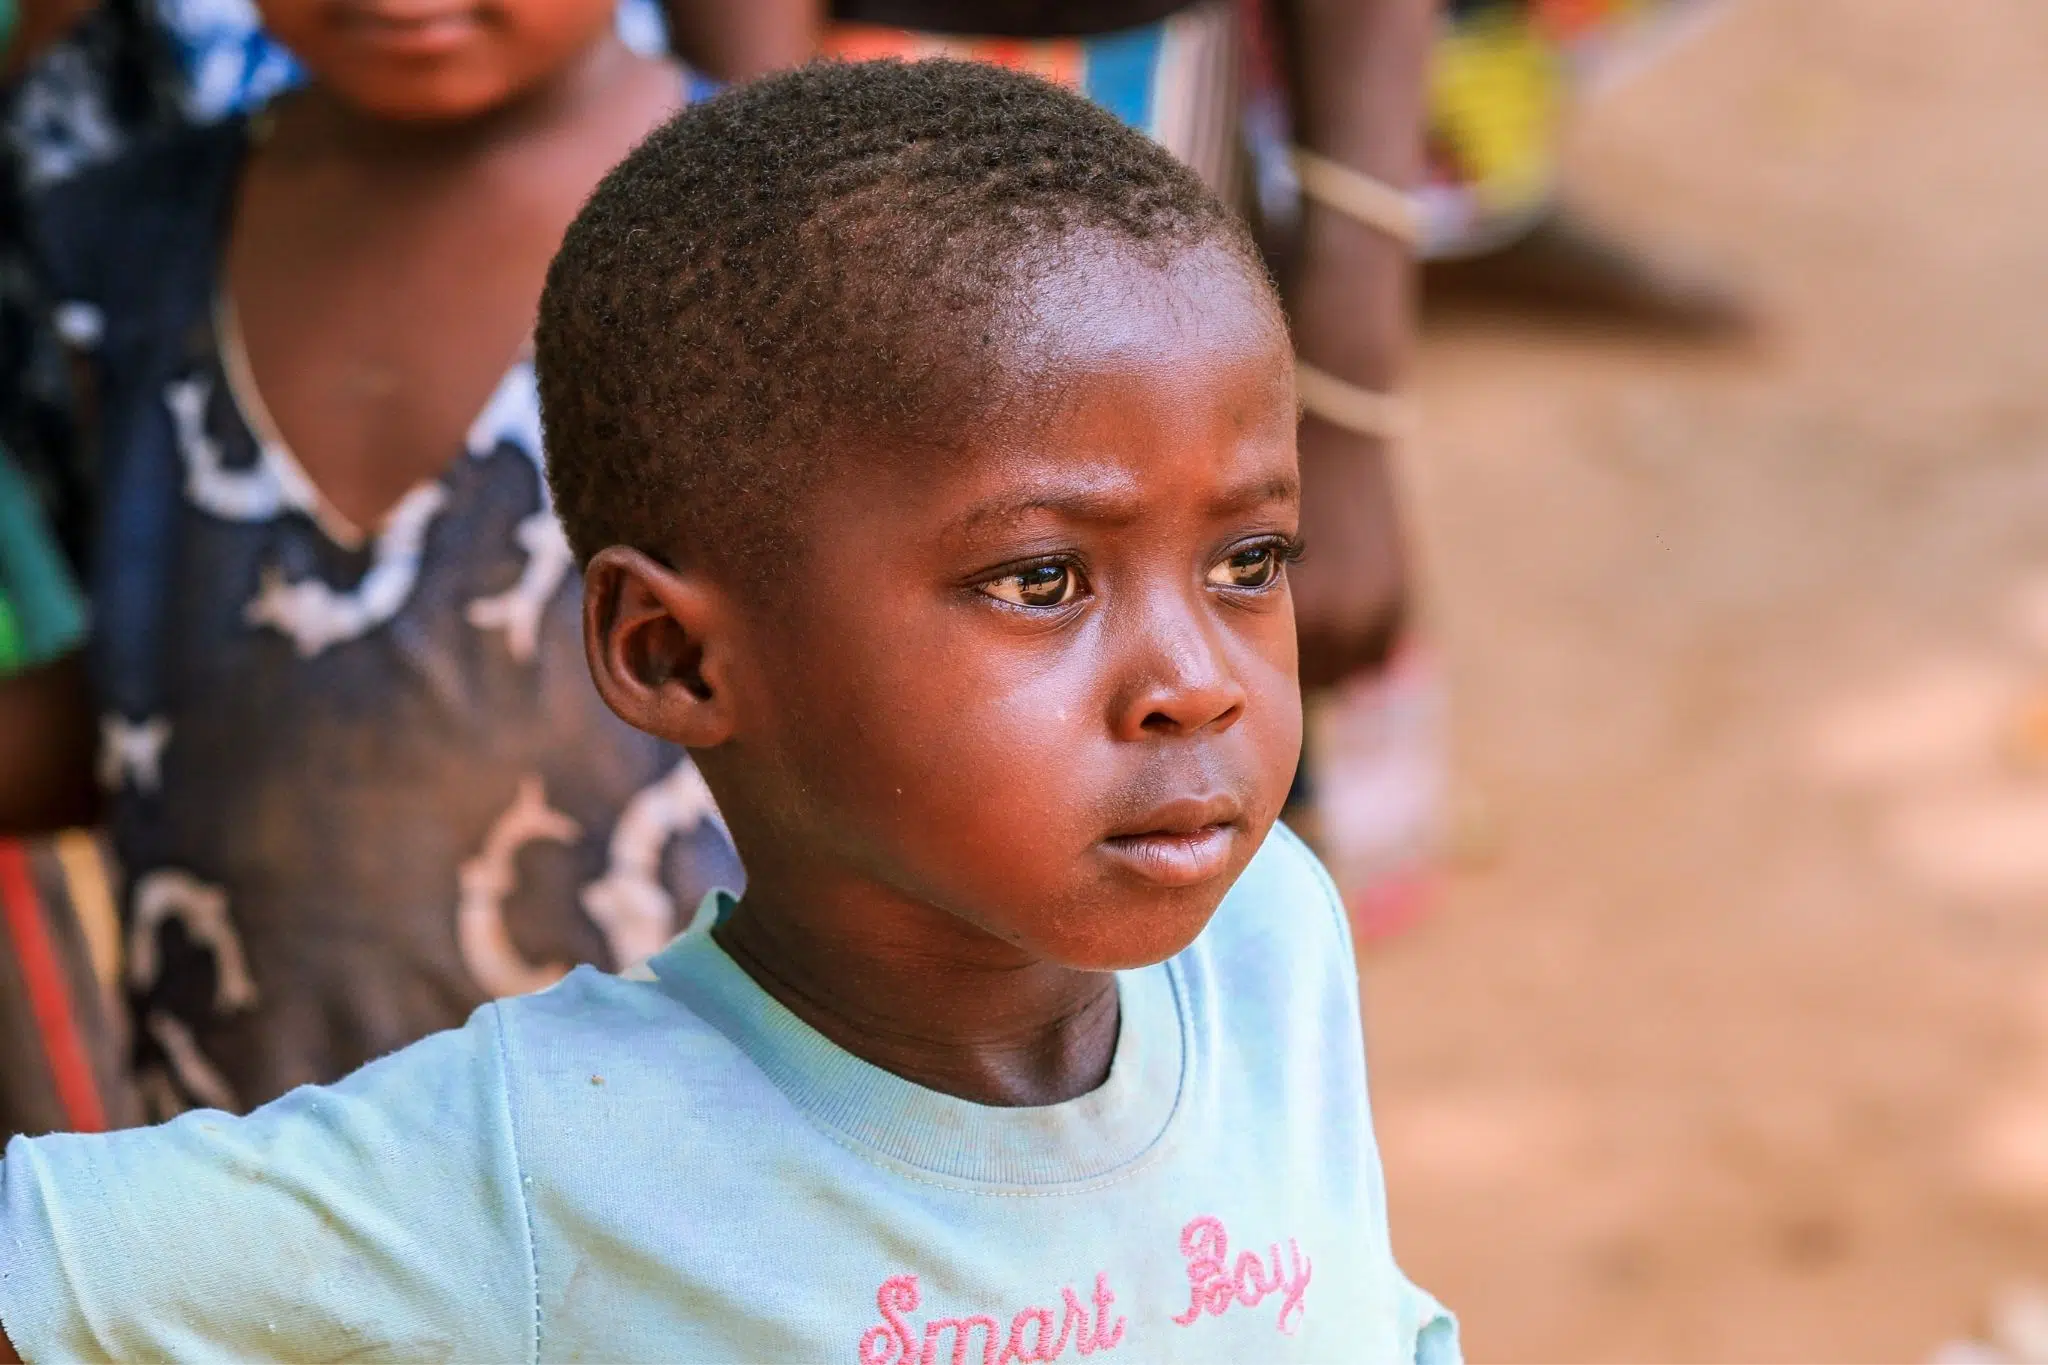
left=33, top=118, right=742, bottom=1116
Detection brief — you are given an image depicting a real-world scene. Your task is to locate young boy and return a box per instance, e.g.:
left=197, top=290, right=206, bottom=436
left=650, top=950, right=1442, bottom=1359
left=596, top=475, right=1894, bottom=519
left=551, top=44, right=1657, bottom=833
left=6, top=0, right=741, bottom=1114
left=0, top=60, right=1455, bottom=1362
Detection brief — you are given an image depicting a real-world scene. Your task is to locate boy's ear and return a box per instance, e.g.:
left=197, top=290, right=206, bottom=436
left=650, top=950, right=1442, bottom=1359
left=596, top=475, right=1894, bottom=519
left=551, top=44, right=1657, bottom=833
left=582, top=547, right=738, bottom=749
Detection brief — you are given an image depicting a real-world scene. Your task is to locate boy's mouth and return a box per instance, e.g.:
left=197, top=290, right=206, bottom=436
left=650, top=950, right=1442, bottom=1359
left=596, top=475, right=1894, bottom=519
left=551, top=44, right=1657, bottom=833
left=1099, top=795, right=1243, bottom=888
left=338, top=3, right=486, bottom=57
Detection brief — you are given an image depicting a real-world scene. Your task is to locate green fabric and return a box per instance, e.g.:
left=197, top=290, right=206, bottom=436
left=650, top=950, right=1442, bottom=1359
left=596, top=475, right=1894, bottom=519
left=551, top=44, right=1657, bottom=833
left=0, top=598, right=23, bottom=670
left=0, top=452, right=88, bottom=677
left=0, top=0, right=16, bottom=62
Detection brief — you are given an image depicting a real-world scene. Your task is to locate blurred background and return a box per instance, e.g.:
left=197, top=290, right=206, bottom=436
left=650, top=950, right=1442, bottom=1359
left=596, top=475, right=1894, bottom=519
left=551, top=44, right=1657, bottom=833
left=1372, top=1, right=2048, bottom=1358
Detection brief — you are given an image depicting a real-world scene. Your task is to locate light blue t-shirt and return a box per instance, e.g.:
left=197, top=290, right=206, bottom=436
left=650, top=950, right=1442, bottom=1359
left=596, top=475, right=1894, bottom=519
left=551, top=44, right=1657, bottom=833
left=0, top=826, right=1455, bottom=1363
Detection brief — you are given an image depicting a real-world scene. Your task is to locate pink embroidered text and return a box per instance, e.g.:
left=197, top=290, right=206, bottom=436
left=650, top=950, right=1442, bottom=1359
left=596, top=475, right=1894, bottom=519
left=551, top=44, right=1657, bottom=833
left=857, top=1271, right=1126, bottom=1365
left=1168, top=1214, right=1312, bottom=1335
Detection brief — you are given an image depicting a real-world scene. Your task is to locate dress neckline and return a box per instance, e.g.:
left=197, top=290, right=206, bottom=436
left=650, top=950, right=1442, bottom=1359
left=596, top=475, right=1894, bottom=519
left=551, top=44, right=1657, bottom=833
left=210, top=289, right=532, bottom=551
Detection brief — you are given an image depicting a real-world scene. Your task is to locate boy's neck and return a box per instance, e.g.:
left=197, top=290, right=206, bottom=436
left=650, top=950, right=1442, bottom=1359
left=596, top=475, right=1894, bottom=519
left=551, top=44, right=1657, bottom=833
left=712, top=879, right=1122, bottom=1109
left=279, top=35, right=654, bottom=166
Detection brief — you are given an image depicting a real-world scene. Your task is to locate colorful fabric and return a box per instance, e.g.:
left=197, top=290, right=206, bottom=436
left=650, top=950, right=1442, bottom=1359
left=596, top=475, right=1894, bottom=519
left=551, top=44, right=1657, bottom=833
left=827, top=0, right=1244, bottom=204
left=0, top=833, right=131, bottom=1141
left=1422, top=0, right=1721, bottom=256
left=31, top=116, right=743, bottom=1119
left=0, top=827, right=1456, bottom=1363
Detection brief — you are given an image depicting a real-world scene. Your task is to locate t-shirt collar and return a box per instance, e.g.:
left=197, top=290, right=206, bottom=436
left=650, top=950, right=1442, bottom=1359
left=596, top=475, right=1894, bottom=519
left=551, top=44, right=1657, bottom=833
left=645, top=890, right=1189, bottom=1191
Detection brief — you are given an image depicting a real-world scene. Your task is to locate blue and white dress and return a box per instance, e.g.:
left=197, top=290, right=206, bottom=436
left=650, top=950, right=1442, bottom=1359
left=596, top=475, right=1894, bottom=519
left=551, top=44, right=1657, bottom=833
left=34, top=117, right=742, bottom=1116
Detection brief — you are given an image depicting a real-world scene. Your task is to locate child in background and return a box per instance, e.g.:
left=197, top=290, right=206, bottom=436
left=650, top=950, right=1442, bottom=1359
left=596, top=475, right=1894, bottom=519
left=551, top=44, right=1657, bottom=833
left=3, top=0, right=740, bottom=1116
left=0, top=60, right=1455, bottom=1362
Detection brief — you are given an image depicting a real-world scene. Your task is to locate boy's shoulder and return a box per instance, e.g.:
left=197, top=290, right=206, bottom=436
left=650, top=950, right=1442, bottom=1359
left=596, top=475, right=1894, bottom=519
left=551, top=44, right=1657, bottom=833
left=1201, top=820, right=1357, bottom=969
left=1166, top=821, right=1364, bottom=1035
left=484, top=943, right=780, bottom=1122
left=491, top=952, right=735, bottom=1071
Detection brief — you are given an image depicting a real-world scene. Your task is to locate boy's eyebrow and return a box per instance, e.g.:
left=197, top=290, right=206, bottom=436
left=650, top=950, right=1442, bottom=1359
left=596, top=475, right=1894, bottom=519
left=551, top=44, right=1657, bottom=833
left=948, top=481, right=1146, bottom=536
left=948, top=470, right=1300, bottom=538
left=1206, top=472, right=1301, bottom=515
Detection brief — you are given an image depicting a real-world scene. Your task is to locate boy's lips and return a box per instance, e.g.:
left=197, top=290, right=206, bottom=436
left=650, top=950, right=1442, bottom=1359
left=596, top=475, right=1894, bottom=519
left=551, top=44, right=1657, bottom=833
left=339, top=6, right=486, bottom=56
left=1099, top=795, right=1244, bottom=888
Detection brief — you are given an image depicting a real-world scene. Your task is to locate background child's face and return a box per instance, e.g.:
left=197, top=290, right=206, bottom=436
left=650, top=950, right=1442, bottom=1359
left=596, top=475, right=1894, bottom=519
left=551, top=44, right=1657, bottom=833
left=255, top=0, right=618, bottom=121
left=720, top=243, right=1303, bottom=971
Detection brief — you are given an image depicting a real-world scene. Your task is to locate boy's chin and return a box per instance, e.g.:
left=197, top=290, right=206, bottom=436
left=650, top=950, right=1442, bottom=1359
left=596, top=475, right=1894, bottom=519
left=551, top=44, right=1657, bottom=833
left=1025, top=888, right=1231, bottom=973
left=321, top=67, right=522, bottom=126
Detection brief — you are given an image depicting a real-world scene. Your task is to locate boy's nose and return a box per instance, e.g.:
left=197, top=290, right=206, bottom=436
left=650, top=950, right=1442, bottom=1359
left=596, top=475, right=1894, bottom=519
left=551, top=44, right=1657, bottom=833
left=1110, top=598, right=1248, bottom=741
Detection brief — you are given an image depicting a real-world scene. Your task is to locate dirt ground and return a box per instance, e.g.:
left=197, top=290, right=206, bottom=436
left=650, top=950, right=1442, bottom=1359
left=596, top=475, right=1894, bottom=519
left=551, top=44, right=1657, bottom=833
left=1367, top=3, right=2048, bottom=1360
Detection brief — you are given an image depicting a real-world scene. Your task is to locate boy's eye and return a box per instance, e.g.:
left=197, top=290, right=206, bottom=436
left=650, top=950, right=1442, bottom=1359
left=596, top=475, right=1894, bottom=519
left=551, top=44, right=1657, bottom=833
left=1207, top=544, right=1285, bottom=590
left=981, top=563, right=1083, bottom=608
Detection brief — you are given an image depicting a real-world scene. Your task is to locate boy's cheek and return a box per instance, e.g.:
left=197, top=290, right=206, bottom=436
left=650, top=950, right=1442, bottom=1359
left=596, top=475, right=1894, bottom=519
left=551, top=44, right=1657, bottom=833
left=762, top=594, right=1297, bottom=894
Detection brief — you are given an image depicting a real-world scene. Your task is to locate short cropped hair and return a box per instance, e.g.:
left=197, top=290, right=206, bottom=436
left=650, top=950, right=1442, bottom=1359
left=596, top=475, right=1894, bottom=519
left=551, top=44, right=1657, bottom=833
left=537, top=57, right=1266, bottom=579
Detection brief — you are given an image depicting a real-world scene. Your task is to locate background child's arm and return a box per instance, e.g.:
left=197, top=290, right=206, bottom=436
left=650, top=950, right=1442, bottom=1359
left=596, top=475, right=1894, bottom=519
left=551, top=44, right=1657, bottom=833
left=0, top=655, right=96, bottom=833
left=1268, top=0, right=1436, bottom=686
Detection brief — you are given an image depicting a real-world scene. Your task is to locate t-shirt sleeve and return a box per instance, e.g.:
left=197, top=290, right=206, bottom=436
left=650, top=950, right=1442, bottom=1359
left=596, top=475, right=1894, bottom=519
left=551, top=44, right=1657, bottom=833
left=0, top=1003, right=534, bottom=1362
left=1404, top=1277, right=1462, bottom=1364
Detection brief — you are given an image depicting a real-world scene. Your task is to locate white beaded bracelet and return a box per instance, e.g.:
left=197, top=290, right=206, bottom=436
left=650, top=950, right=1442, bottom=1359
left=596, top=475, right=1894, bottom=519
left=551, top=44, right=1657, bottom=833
left=1295, top=362, right=1418, bottom=443
left=1290, top=147, right=1422, bottom=249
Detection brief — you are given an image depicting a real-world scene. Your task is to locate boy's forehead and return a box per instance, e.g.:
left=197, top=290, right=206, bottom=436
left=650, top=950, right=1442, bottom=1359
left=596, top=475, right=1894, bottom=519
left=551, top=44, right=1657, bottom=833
left=1007, top=237, right=1286, bottom=375
left=870, top=349, right=1300, bottom=547
left=786, top=239, right=1293, bottom=563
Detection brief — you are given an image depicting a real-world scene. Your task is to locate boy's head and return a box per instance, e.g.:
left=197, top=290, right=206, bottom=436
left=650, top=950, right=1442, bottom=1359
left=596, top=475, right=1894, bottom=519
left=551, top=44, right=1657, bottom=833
left=254, top=0, right=618, bottom=121
left=541, top=60, right=1305, bottom=971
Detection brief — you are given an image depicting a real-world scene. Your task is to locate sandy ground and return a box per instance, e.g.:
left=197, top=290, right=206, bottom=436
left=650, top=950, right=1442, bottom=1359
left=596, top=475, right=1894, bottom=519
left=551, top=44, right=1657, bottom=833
left=1368, top=3, right=2048, bottom=1359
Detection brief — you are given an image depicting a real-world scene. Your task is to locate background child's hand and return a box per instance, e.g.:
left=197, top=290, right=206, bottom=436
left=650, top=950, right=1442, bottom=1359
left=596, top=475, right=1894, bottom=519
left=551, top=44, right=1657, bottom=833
left=1292, top=417, right=1407, bottom=686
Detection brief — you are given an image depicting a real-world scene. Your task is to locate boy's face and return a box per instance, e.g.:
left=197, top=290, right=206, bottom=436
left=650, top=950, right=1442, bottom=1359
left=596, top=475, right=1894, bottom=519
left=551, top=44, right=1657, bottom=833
left=255, top=0, right=616, bottom=121
left=718, top=242, right=1303, bottom=971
